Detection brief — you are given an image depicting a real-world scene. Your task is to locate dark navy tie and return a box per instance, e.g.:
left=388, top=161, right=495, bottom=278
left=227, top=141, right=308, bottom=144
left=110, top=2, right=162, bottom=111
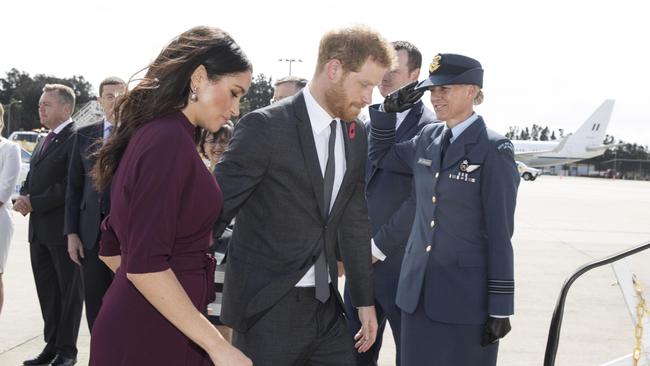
left=315, top=120, right=337, bottom=302
left=440, top=128, right=453, bottom=163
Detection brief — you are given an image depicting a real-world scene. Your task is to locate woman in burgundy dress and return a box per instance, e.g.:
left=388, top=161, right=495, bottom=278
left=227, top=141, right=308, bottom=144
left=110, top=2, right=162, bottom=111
left=89, top=26, right=252, bottom=366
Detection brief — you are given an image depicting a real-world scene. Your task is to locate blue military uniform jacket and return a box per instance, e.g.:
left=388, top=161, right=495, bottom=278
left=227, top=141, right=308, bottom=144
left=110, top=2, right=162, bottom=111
left=368, top=108, right=519, bottom=325
left=366, top=101, right=435, bottom=272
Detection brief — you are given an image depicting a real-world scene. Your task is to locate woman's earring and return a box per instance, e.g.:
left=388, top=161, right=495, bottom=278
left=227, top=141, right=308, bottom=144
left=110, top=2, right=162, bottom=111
left=190, top=87, right=198, bottom=103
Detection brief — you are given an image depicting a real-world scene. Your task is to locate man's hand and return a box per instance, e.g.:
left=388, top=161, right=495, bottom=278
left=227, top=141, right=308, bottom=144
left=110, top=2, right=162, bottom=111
left=382, top=81, right=425, bottom=113
left=13, top=195, right=32, bottom=216
left=481, top=317, right=511, bottom=346
left=67, top=234, right=85, bottom=265
left=354, top=306, right=378, bottom=353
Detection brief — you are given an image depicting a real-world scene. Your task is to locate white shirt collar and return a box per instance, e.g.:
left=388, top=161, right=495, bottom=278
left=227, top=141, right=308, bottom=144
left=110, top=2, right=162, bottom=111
left=52, top=117, right=73, bottom=134
left=303, top=85, right=339, bottom=134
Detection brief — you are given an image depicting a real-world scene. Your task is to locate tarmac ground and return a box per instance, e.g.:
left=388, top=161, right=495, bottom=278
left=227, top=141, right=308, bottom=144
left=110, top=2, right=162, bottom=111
left=1, top=176, right=649, bottom=365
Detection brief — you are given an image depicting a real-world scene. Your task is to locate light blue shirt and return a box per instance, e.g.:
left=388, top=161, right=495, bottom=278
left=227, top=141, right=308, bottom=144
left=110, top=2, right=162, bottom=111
left=447, top=112, right=479, bottom=143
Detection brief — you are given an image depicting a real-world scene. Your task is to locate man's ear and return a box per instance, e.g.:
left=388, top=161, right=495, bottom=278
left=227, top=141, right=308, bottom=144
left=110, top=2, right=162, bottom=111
left=325, top=59, right=344, bottom=82
left=408, top=67, right=421, bottom=82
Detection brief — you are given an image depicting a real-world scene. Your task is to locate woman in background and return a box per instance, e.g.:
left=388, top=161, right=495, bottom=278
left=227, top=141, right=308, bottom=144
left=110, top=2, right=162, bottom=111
left=199, top=122, right=234, bottom=342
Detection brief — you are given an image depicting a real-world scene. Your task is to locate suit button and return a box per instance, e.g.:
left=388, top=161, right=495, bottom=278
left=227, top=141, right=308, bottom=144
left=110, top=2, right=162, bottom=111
left=426, top=245, right=432, bottom=252
left=430, top=220, right=435, bottom=228
left=435, top=172, right=439, bottom=178
left=431, top=196, right=437, bottom=204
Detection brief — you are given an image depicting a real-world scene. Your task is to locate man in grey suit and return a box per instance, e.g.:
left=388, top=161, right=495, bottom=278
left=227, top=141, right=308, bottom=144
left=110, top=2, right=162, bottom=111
left=214, top=25, right=395, bottom=366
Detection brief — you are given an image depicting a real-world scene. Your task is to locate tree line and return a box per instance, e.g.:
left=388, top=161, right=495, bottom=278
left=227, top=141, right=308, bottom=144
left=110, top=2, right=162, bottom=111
left=1, top=68, right=275, bottom=137
left=0, top=68, right=94, bottom=136
left=511, top=123, right=649, bottom=178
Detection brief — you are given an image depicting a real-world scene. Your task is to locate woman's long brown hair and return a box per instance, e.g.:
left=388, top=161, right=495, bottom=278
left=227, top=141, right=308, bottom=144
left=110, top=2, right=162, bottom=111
left=92, top=26, right=251, bottom=192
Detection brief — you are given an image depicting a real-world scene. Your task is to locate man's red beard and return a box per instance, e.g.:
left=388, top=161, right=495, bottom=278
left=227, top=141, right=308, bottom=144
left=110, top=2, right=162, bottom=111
left=324, top=78, right=364, bottom=121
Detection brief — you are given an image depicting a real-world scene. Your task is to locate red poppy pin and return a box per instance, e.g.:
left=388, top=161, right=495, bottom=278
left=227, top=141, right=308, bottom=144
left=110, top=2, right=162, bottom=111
left=348, top=122, right=356, bottom=140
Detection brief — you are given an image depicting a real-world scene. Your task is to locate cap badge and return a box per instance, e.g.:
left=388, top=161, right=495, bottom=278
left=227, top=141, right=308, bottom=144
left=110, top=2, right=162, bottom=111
left=429, top=54, right=442, bottom=74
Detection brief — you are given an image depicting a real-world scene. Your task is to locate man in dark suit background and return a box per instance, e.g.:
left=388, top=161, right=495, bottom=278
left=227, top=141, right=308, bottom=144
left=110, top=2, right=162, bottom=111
left=214, top=25, right=395, bottom=366
left=65, top=77, right=125, bottom=331
left=343, top=40, right=435, bottom=366
left=14, top=84, right=82, bottom=366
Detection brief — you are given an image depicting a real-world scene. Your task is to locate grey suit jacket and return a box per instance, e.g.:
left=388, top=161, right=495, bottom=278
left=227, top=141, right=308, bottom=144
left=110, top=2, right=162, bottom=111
left=215, top=91, right=374, bottom=332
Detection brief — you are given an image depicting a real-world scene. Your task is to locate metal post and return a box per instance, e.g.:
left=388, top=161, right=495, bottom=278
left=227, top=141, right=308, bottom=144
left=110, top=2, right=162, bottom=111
left=279, top=58, right=303, bottom=76
left=5, top=99, right=22, bottom=137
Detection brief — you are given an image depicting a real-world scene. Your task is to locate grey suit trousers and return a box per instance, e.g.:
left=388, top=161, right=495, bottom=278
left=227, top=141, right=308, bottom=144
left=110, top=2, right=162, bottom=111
left=233, top=286, right=356, bottom=366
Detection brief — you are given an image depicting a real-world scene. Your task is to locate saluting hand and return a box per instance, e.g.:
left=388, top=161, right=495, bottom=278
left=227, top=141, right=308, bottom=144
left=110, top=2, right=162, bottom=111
left=354, top=305, right=378, bottom=353
left=382, top=81, right=425, bottom=113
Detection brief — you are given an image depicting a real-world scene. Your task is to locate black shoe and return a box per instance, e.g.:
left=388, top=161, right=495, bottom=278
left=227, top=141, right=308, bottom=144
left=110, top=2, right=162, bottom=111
left=49, top=354, right=77, bottom=366
left=22, top=351, right=56, bottom=365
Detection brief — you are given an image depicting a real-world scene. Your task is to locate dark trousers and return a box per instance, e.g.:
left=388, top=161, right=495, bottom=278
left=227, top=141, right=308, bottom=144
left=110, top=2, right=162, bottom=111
left=81, top=244, right=113, bottom=332
left=233, top=286, right=356, bottom=366
left=344, top=266, right=402, bottom=366
left=401, top=298, right=498, bottom=366
left=30, top=241, right=83, bottom=358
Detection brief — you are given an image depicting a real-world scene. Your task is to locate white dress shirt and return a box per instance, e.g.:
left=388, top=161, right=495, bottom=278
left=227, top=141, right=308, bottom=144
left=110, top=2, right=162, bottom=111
left=295, top=86, right=347, bottom=287
left=52, top=117, right=73, bottom=134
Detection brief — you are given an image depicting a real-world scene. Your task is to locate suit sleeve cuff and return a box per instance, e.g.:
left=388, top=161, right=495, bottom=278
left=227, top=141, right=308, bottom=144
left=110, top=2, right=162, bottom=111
left=489, top=315, right=509, bottom=318
left=371, top=238, right=386, bottom=261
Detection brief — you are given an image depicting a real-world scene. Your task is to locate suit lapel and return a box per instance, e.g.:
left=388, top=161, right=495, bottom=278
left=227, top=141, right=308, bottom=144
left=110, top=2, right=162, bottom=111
left=441, top=117, right=485, bottom=170
left=293, top=92, right=327, bottom=222
left=33, top=122, right=74, bottom=167
left=328, top=121, right=354, bottom=222
left=87, top=122, right=105, bottom=162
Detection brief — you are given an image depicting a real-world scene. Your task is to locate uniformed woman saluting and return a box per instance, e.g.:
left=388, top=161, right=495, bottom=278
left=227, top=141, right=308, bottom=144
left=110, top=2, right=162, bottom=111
left=368, top=53, right=519, bottom=366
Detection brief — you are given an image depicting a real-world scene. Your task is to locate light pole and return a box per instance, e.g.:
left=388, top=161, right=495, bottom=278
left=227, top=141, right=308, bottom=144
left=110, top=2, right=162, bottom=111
left=5, top=99, right=22, bottom=137
left=279, top=58, right=303, bottom=76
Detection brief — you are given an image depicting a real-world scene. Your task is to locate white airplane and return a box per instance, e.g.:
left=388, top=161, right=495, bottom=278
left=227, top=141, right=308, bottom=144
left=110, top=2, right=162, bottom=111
left=513, top=100, right=616, bottom=167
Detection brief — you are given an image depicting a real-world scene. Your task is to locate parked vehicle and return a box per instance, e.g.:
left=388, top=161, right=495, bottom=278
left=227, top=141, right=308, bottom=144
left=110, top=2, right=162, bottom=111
left=8, top=131, right=47, bottom=153
left=516, top=161, right=541, bottom=181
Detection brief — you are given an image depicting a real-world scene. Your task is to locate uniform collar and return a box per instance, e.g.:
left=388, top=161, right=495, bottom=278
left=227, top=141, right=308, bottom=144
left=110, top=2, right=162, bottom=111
left=447, top=112, right=478, bottom=143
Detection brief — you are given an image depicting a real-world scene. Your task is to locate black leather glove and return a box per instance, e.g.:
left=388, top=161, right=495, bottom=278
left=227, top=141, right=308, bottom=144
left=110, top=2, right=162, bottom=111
left=382, top=81, right=425, bottom=113
left=481, top=317, right=511, bottom=346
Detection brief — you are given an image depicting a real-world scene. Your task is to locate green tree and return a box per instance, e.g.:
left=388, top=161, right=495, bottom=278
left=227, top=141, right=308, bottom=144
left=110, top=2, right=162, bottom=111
left=540, top=126, right=550, bottom=141
left=237, top=73, right=274, bottom=120
left=0, top=68, right=95, bottom=135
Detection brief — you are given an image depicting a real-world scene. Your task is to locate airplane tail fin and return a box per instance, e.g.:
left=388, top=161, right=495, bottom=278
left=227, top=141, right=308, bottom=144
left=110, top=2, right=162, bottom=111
left=562, top=100, right=615, bottom=155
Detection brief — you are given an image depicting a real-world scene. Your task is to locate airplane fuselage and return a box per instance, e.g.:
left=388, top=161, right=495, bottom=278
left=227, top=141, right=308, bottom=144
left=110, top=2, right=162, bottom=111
left=513, top=140, right=609, bottom=167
